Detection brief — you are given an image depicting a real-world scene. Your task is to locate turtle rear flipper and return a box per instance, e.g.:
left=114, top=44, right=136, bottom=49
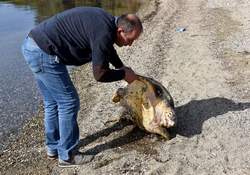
left=112, top=88, right=125, bottom=103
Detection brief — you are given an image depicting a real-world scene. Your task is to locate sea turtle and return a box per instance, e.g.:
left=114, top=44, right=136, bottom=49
left=112, top=75, right=176, bottom=139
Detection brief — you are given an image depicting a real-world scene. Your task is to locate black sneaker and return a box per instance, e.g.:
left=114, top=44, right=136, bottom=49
left=58, top=153, right=94, bottom=168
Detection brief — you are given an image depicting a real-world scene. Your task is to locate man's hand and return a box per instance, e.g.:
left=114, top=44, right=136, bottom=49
left=120, top=66, right=137, bottom=84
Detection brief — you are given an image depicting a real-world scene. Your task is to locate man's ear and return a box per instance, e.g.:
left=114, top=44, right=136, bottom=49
left=117, top=27, right=125, bottom=34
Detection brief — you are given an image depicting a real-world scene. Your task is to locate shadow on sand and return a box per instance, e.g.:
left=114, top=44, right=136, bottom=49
left=77, top=118, right=147, bottom=155
left=175, top=97, right=250, bottom=137
left=78, top=97, right=250, bottom=155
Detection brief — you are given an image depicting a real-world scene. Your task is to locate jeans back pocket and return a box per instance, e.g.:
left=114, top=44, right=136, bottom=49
left=21, top=38, right=43, bottom=73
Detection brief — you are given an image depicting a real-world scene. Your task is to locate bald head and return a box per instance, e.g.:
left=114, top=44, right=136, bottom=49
left=117, top=14, right=143, bottom=33
left=115, top=14, right=142, bottom=47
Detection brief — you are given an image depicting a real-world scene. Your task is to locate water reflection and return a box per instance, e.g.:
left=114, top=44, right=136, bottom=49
left=4, top=0, right=142, bottom=23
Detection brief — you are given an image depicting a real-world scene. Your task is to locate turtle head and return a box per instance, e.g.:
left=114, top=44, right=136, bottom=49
left=141, top=87, right=176, bottom=129
left=155, top=100, right=176, bottom=128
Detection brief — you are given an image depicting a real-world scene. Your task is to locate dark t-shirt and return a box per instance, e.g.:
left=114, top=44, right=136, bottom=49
left=30, top=7, right=125, bottom=82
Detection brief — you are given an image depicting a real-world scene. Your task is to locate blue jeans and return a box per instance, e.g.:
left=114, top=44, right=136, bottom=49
left=21, top=36, right=80, bottom=161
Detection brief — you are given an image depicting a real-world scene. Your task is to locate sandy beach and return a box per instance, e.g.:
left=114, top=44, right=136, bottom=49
left=1, top=0, right=250, bottom=174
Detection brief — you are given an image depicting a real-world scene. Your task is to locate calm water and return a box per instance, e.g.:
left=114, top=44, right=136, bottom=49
left=0, top=0, right=144, bottom=149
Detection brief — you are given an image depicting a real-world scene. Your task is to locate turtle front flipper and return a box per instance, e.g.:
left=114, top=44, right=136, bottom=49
left=154, top=127, right=170, bottom=140
left=112, top=88, right=125, bottom=103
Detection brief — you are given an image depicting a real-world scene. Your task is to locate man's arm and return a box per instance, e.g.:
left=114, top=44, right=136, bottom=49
left=91, top=33, right=137, bottom=83
left=120, top=66, right=138, bottom=84
left=108, top=46, right=124, bottom=69
left=92, top=64, right=125, bottom=82
left=93, top=64, right=137, bottom=83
